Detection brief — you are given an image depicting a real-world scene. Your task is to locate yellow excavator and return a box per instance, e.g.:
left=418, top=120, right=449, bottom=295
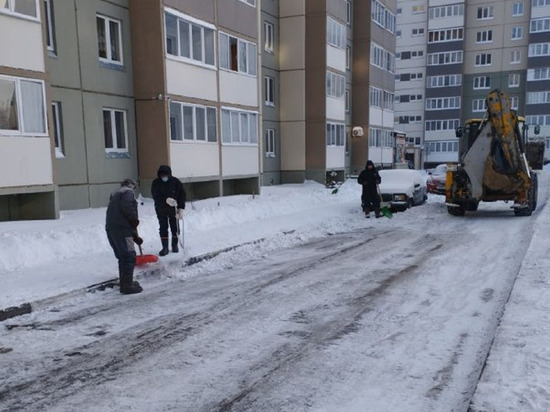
left=445, top=89, right=543, bottom=216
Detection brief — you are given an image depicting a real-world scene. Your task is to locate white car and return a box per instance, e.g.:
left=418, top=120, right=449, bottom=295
left=379, top=169, right=428, bottom=212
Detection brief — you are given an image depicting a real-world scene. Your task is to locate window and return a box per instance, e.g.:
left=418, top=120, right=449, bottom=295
left=511, top=50, right=521, bottom=64
left=509, top=73, right=521, bottom=87
left=412, top=28, right=425, bottom=36
left=0, top=0, right=38, bottom=18
left=238, top=0, right=255, bottom=6
left=368, top=128, right=394, bottom=147
left=371, top=43, right=395, bottom=73
left=103, top=108, right=127, bottom=153
left=264, top=76, right=275, bottom=106
left=427, top=51, right=463, bottom=66
left=346, top=46, right=352, bottom=70
left=0, top=76, right=47, bottom=135
left=528, top=67, right=550, bottom=81
left=429, top=4, right=464, bottom=20
left=477, top=6, right=494, bottom=20
left=427, top=74, right=462, bottom=88
left=529, top=43, right=550, bottom=57
left=170, top=102, right=216, bottom=142
left=425, top=96, right=461, bottom=110
left=533, top=0, right=550, bottom=6
left=346, top=1, right=352, bottom=25
left=412, top=5, right=425, bottom=13
left=51, top=102, right=63, bottom=157
left=165, top=12, right=215, bottom=66
left=265, top=129, right=275, bottom=157
left=327, top=17, right=345, bottom=49
left=44, top=0, right=56, bottom=52
left=326, top=122, right=345, bottom=146
left=475, top=53, right=492, bottom=66
left=530, top=18, right=550, bottom=33
left=264, top=21, right=274, bottom=53
left=472, top=99, right=486, bottom=112
left=512, top=2, right=524, bottom=16
left=473, top=76, right=491, bottom=89
left=527, top=91, right=550, bottom=104
left=428, top=28, right=463, bottom=43
left=476, top=30, right=493, bottom=43
left=510, top=96, right=519, bottom=110
left=326, top=71, right=345, bottom=99
left=425, top=119, right=460, bottom=131
left=97, top=15, right=123, bottom=65
left=220, top=33, right=257, bottom=75
left=371, top=0, right=396, bottom=33
left=221, top=109, right=258, bottom=144
left=345, top=89, right=351, bottom=112
left=512, top=27, right=523, bottom=40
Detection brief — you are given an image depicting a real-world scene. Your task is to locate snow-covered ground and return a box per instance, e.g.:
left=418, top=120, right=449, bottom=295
left=1, top=167, right=550, bottom=411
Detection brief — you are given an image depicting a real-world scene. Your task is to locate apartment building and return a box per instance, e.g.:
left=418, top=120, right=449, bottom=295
left=526, top=0, right=550, bottom=150
left=395, top=0, right=428, bottom=168
left=45, top=0, right=138, bottom=210
left=396, top=0, right=550, bottom=169
left=0, top=1, right=57, bottom=220
left=352, top=0, right=397, bottom=172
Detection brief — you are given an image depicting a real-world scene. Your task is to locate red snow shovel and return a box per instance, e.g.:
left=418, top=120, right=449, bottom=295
left=134, top=230, right=158, bottom=266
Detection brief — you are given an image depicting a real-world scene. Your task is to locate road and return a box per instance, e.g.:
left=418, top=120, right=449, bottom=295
left=0, top=197, right=544, bottom=411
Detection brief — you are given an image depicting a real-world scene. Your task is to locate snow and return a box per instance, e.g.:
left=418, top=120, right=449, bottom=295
left=1, top=166, right=550, bottom=411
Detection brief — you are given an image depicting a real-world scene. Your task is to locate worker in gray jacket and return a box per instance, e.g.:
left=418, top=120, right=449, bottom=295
left=105, top=178, right=143, bottom=294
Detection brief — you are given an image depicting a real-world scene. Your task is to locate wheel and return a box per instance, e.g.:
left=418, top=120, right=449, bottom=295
left=447, top=206, right=465, bottom=216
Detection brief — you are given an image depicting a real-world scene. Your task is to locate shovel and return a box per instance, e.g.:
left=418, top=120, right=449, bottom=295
left=166, top=198, right=184, bottom=249
left=134, top=229, right=159, bottom=265
left=377, top=185, right=393, bottom=219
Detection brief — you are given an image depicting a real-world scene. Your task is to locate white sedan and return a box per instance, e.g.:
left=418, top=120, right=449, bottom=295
left=378, top=169, right=427, bottom=212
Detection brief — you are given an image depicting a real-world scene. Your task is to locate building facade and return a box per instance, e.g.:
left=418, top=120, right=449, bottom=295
left=0, top=1, right=57, bottom=220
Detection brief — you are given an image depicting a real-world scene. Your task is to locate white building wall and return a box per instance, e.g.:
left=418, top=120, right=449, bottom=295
left=170, top=142, right=220, bottom=178
left=166, top=59, right=218, bottom=101
left=326, top=46, right=346, bottom=72
left=0, top=138, right=53, bottom=186
left=219, top=71, right=259, bottom=107
left=0, top=15, right=44, bottom=72
left=222, top=145, right=260, bottom=176
left=326, top=146, right=345, bottom=168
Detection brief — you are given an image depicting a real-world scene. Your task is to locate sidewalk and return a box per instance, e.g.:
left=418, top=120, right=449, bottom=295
left=0, top=182, right=365, bottom=322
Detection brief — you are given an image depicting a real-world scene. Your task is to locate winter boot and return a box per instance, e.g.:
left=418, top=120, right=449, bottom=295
left=364, top=207, right=371, bottom=218
left=171, top=236, right=179, bottom=253
left=375, top=208, right=382, bottom=218
left=120, top=273, right=143, bottom=294
left=159, top=237, right=169, bottom=256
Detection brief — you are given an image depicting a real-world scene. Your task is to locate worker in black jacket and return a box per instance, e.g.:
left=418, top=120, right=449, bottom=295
left=105, top=178, right=143, bottom=294
left=357, top=160, right=382, bottom=218
left=151, top=165, right=186, bottom=255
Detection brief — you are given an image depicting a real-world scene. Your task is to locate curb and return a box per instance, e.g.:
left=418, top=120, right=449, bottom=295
left=1, top=234, right=278, bottom=323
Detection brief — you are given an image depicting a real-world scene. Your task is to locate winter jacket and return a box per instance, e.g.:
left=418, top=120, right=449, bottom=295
left=357, top=161, right=381, bottom=191
left=151, top=165, right=187, bottom=215
left=105, top=186, right=139, bottom=232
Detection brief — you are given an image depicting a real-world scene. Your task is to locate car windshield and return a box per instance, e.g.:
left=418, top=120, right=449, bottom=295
left=432, top=164, right=446, bottom=176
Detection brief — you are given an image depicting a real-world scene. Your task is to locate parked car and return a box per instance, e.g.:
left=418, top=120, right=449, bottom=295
left=426, top=164, right=447, bottom=195
left=379, top=169, right=427, bottom=212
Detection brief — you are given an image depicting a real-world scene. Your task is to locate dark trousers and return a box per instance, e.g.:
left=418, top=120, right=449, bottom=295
left=361, top=188, right=380, bottom=212
left=157, top=211, right=178, bottom=239
left=106, top=227, right=136, bottom=275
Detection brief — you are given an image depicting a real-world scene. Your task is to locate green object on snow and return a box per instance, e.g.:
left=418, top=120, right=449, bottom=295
left=381, top=206, right=393, bottom=219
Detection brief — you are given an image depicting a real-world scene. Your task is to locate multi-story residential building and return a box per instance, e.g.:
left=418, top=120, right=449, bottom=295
left=261, top=0, right=280, bottom=185
left=424, top=0, right=464, bottom=168
left=526, top=0, right=550, bottom=152
left=463, top=1, right=529, bottom=121
left=46, top=0, right=138, bottom=210
left=395, top=0, right=428, bottom=168
left=0, top=1, right=57, bottom=220
left=351, top=0, right=397, bottom=172
left=396, top=0, right=550, bottom=168
left=130, top=0, right=261, bottom=199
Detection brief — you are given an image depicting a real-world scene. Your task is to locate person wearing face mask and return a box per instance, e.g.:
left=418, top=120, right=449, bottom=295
left=357, top=160, right=382, bottom=218
left=151, top=165, right=186, bottom=256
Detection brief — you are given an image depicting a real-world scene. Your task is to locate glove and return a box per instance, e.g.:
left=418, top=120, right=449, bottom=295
left=130, top=219, right=139, bottom=228
left=133, top=235, right=143, bottom=246
left=166, top=197, right=177, bottom=207
left=177, top=208, right=184, bottom=219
